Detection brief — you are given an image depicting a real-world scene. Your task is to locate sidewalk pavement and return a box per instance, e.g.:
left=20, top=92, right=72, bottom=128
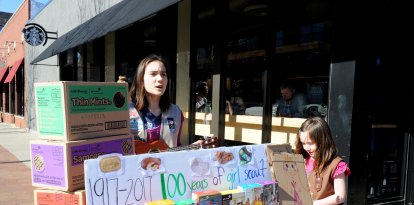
left=0, top=123, right=39, bottom=205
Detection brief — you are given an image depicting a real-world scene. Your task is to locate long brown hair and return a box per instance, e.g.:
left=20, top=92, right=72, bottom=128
left=295, top=117, right=338, bottom=174
left=129, top=54, right=171, bottom=112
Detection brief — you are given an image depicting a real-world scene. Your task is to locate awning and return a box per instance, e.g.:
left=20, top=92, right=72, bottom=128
left=4, top=58, right=24, bottom=83
left=31, top=0, right=180, bottom=64
left=0, top=67, right=8, bottom=82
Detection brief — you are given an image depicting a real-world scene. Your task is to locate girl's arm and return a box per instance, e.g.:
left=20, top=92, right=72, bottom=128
left=313, top=172, right=347, bottom=205
left=176, top=111, right=184, bottom=146
left=226, top=100, right=233, bottom=115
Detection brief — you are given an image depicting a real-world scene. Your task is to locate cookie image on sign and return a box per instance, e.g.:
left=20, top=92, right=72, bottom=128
left=141, top=157, right=162, bottom=171
left=215, top=151, right=234, bottom=165
left=191, top=157, right=211, bottom=176
left=113, top=91, right=126, bottom=108
left=239, top=146, right=253, bottom=165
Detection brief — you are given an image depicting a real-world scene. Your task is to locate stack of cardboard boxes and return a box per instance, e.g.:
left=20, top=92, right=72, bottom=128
left=30, top=82, right=134, bottom=205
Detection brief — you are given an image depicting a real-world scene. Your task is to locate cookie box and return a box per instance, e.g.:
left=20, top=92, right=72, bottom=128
left=34, top=189, right=86, bottom=205
left=257, top=180, right=279, bottom=205
left=35, top=81, right=130, bottom=141
left=238, top=183, right=263, bottom=205
left=192, top=190, right=222, bottom=205
left=30, top=134, right=134, bottom=191
left=145, top=199, right=175, bottom=205
left=221, top=189, right=245, bottom=205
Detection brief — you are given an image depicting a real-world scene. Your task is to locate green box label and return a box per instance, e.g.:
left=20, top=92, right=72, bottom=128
left=36, top=85, right=65, bottom=136
left=68, top=85, right=128, bottom=113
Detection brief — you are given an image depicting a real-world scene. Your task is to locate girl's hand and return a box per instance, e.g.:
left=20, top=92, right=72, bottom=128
left=192, top=139, right=205, bottom=145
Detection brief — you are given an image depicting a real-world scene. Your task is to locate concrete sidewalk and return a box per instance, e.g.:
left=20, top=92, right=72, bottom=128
left=0, top=123, right=39, bottom=205
left=0, top=123, right=38, bottom=167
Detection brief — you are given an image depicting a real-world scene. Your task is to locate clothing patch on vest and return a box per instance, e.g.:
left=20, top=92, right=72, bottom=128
left=167, top=117, right=176, bottom=133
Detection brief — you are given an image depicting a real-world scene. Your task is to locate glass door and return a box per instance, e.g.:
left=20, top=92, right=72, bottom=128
left=365, top=125, right=409, bottom=204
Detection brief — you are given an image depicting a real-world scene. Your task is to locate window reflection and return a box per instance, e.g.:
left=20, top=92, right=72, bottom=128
left=195, top=81, right=210, bottom=113
left=194, top=45, right=214, bottom=137
left=224, top=32, right=265, bottom=143
left=77, top=46, right=83, bottom=81
left=191, top=0, right=332, bottom=145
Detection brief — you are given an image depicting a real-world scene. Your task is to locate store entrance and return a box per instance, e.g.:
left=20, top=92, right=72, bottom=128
left=348, top=48, right=414, bottom=204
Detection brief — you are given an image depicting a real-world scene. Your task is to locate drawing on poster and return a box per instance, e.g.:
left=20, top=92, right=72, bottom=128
left=190, top=156, right=211, bottom=176
left=283, top=161, right=304, bottom=205
left=140, top=156, right=165, bottom=176
left=212, top=147, right=236, bottom=166
left=239, top=146, right=253, bottom=165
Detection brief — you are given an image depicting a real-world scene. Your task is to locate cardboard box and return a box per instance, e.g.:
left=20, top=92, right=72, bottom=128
left=266, top=144, right=312, bottom=205
left=30, top=134, right=134, bottom=191
left=221, top=189, right=245, bottom=205
left=257, top=180, right=279, bottom=205
left=145, top=199, right=175, bottom=205
left=34, top=189, right=86, bottom=205
left=192, top=190, right=222, bottom=205
left=238, top=183, right=263, bottom=205
left=35, top=81, right=130, bottom=141
left=175, top=199, right=196, bottom=205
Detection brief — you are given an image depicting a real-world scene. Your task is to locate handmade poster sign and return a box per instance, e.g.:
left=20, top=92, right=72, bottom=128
left=84, top=144, right=272, bottom=204
left=266, top=144, right=312, bottom=205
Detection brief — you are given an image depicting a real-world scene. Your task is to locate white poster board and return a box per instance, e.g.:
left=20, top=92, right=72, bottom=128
left=84, top=144, right=272, bottom=204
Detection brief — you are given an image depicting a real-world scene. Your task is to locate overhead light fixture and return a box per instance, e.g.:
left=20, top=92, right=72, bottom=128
left=244, top=4, right=268, bottom=17
left=143, top=40, right=157, bottom=47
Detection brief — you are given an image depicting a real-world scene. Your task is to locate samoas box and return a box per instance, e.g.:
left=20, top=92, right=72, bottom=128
left=30, top=134, right=134, bottom=191
left=34, top=81, right=130, bottom=141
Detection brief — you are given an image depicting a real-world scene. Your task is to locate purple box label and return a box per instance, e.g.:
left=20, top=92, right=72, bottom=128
left=30, top=137, right=132, bottom=189
left=31, top=144, right=66, bottom=187
left=71, top=138, right=133, bottom=166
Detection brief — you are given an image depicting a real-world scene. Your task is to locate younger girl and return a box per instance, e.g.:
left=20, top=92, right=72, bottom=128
left=295, top=117, right=351, bottom=205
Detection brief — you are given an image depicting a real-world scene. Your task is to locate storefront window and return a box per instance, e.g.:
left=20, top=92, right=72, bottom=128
left=4, top=82, right=9, bottom=112
left=269, top=1, right=333, bottom=145
left=224, top=35, right=266, bottom=143
left=115, top=5, right=177, bottom=87
left=0, top=84, right=2, bottom=112
left=77, top=45, right=84, bottom=81
left=16, top=64, right=24, bottom=116
left=60, top=48, right=75, bottom=81
left=86, top=39, right=104, bottom=82
left=190, top=0, right=332, bottom=146
left=59, top=40, right=105, bottom=82
left=9, top=79, right=15, bottom=114
left=194, top=45, right=214, bottom=137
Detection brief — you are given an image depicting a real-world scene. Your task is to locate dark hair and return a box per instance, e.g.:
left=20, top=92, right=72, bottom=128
left=129, top=54, right=171, bottom=112
left=196, top=82, right=208, bottom=95
left=279, top=82, right=295, bottom=91
left=295, top=117, right=338, bottom=174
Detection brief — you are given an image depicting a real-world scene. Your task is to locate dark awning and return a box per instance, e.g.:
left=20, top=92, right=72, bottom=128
left=4, top=58, right=24, bottom=83
left=0, top=67, right=8, bottom=82
left=31, top=0, right=180, bottom=64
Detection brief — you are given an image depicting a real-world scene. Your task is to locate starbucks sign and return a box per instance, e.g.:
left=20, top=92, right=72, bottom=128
left=23, top=23, right=56, bottom=46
